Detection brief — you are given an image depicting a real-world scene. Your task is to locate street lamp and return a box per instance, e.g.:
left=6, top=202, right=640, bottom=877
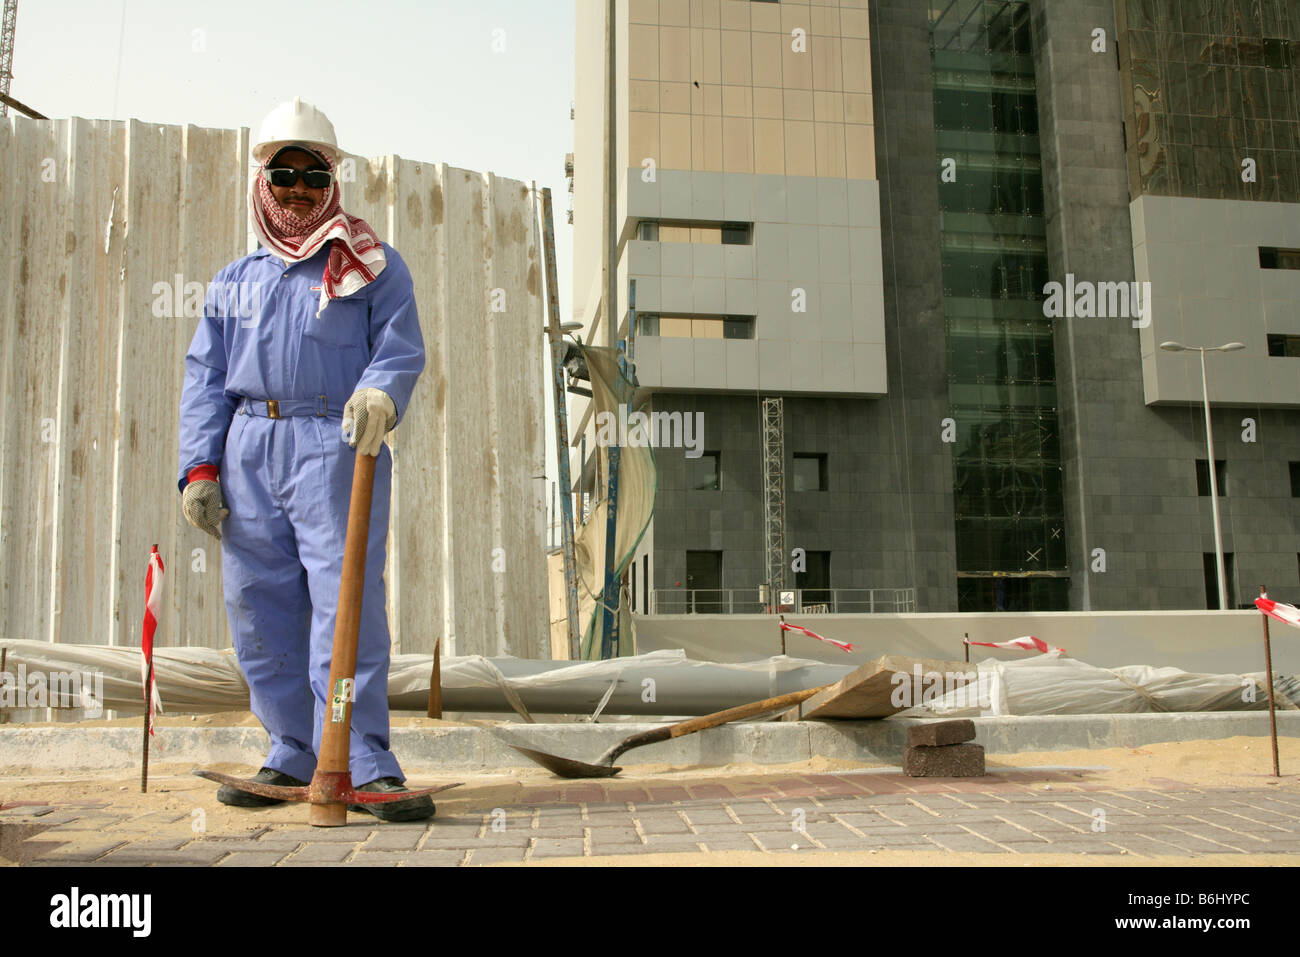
left=1159, top=340, right=1245, bottom=609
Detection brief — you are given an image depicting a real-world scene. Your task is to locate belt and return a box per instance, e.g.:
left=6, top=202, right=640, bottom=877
left=237, top=395, right=335, bottom=419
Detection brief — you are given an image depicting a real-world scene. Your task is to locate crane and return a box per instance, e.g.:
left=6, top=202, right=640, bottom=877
left=0, top=0, right=16, bottom=118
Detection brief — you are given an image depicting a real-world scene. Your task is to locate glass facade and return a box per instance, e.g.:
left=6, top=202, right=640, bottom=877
left=1117, top=0, right=1300, bottom=201
left=929, top=0, right=1069, bottom=612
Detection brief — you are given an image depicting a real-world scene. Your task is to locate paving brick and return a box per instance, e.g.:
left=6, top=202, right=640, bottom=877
left=1030, top=841, right=1126, bottom=854
left=962, top=825, right=1048, bottom=843
left=1098, top=837, right=1187, bottom=857
left=363, top=830, right=426, bottom=852
left=286, top=843, right=358, bottom=863
left=724, top=803, right=784, bottom=826
left=100, top=845, right=231, bottom=866
left=857, top=836, right=940, bottom=851
left=216, top=851, right=291, bottom=866
left=341, top=853, right=408, bottom=867
left=465, top=846, right=527, bottom=865
left=908, top=719, right=976, bottom=748
left=924, top=832, right=1004, bottom=852
left=646, top=786, right=692, bottom=802
left=402, top=851, right=467, bottom=866
left=248, top=840, right=308, bottom=853
left=799, top=831, right=870, bottom=849
left=698, top=835, right=761, bottom=852
left=680, top=809, right=734, bottom=826
left=642, top=833, right=706, bottom=849
left=266, top=827, right=375, bottom=843
left=41, top=841, right=127, bottom=862
left=531, top=823, right=587, bottom=839
left=637, top=816, right=692, bottom=834
left=590, top=843, right=664, bottom=856
left=466, top=831, right=533, bottom=848
left=529, top=839, right=585, bottom=858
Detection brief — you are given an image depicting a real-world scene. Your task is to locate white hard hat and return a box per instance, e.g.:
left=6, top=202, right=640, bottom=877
left=252, top=97, right=340, bottom=164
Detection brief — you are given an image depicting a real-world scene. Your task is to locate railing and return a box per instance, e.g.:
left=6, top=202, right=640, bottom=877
left=649, top=588, right=917, bottom=615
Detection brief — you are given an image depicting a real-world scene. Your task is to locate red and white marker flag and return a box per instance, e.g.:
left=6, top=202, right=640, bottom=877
left=964, top=635, right=1065, bottom=655
left=779, top=621, right=855, bottom=653
left=140, top=545, right=165, bottom=735
left=1256, top=597, right=1300, bottom=629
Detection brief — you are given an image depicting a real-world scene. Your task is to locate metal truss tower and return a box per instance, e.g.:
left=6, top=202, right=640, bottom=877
left=0, top=0, right=15, bottom=118
left=761, top=397, right=787, bottom=608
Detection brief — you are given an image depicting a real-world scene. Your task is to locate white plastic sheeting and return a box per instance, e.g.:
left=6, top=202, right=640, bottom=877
left=901, top=653, right=1300, bottom=717
left=0, top=642, right=849, bottom=719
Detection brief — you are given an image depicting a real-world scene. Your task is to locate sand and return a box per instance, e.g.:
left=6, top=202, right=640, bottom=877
left=4, top=723, right=1300, bottom=866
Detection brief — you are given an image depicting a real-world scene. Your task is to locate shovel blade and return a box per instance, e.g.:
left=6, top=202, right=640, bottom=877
left=509, top=744, right=622, bottom=779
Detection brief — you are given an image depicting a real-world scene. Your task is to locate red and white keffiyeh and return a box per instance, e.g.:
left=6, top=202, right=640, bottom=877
left=964, top=635, right=1065, bottom=656
left=250, top=147, right=386, bottom=315
left=779, top=621, right=855, bottom=653
left=1256, top=597, right=1300, bottom=629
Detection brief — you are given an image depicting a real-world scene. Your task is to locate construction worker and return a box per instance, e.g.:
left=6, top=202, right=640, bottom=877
left=177, top=98, right=431, bottom=821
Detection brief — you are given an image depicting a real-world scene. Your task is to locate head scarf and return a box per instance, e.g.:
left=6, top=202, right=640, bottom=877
left=250, top=146, right=386, bottom=315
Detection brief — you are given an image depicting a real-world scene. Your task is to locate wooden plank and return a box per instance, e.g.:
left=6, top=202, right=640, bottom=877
left=779, top=655, right=979, bottom=720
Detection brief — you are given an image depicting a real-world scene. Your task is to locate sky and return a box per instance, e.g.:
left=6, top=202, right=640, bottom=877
left=10, top=0, right=579, bottom=526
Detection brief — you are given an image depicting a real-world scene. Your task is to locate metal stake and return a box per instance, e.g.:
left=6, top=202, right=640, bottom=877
left=1259, top=585, right=1280, bottom=778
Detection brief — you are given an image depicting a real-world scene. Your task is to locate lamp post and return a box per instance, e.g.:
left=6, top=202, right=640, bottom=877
left=1159, top=340, right=1245, bottom=609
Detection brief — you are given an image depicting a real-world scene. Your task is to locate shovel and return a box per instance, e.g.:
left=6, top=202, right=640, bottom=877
left=505, top=683, right=831, bottom=778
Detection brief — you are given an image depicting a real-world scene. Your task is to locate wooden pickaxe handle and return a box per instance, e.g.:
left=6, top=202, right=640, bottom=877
left=310, top=451, right=376, bottom=826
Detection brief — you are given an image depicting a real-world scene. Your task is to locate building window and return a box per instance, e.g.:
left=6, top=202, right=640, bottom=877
left=639, top=314, right=755, bottom=339
left=1268, top=335, right=1300, bottom=357
left=796, top=551, right=831, bottom=607
left=1203, top=552, right=1236, bottom=611
left=792, top=453, right=828, bottom=492
left=1291, top=462, right=1300, bottom=498
left=690, top=452, right=721, bottom=491
left=637, top=220, right=752, bottom=244
left=1259, top=247, right=1300, bottom=270
left=1195, top=459, right=1227, bottom=496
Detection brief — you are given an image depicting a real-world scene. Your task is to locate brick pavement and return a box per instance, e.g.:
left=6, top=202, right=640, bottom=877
left=5, top=769, right=1300, bottom=865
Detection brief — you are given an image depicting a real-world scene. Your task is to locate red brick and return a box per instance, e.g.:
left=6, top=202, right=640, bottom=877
left=904, top=743, right=986, bottom=778
left=907, top=719, right=977, bottom=748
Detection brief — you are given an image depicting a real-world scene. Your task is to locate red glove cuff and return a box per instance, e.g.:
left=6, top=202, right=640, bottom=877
left=187, top=464, right=219, bottom=485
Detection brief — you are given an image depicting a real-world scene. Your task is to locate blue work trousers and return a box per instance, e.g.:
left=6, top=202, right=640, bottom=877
left=219, top=407, right=401, bottom=786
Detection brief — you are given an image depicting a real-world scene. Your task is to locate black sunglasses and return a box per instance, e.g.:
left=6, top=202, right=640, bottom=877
left=263, top=167, right=334, bottom=189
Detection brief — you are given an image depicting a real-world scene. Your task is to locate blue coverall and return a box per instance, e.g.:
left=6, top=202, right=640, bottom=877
left=178, top=242, right=424, bottom=785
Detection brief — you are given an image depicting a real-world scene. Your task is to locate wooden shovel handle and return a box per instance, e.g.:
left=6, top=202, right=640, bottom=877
left=669, top=684, right=829, bottom=738
left=601, top=683, right=832, bottom=766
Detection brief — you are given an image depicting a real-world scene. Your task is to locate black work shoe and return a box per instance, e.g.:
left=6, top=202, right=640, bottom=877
left=217, top=767, right=307, bottom=808
left=348, top=777, right=436, bottom=822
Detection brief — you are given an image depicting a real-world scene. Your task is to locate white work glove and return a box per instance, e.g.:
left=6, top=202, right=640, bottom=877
left=182, top=480, right=229, bottom=541
left=342, top=388, right=397, bottom=456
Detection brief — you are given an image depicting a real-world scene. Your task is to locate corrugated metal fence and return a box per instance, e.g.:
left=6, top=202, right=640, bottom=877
left=0, top=116, right=547, bottom=660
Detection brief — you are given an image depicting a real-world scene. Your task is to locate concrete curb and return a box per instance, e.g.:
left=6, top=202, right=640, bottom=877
left=5, top=712, right=1298, bottom=773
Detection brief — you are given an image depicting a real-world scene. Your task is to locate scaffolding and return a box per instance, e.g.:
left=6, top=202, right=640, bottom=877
left=761, top=397, right=787, bottom=609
